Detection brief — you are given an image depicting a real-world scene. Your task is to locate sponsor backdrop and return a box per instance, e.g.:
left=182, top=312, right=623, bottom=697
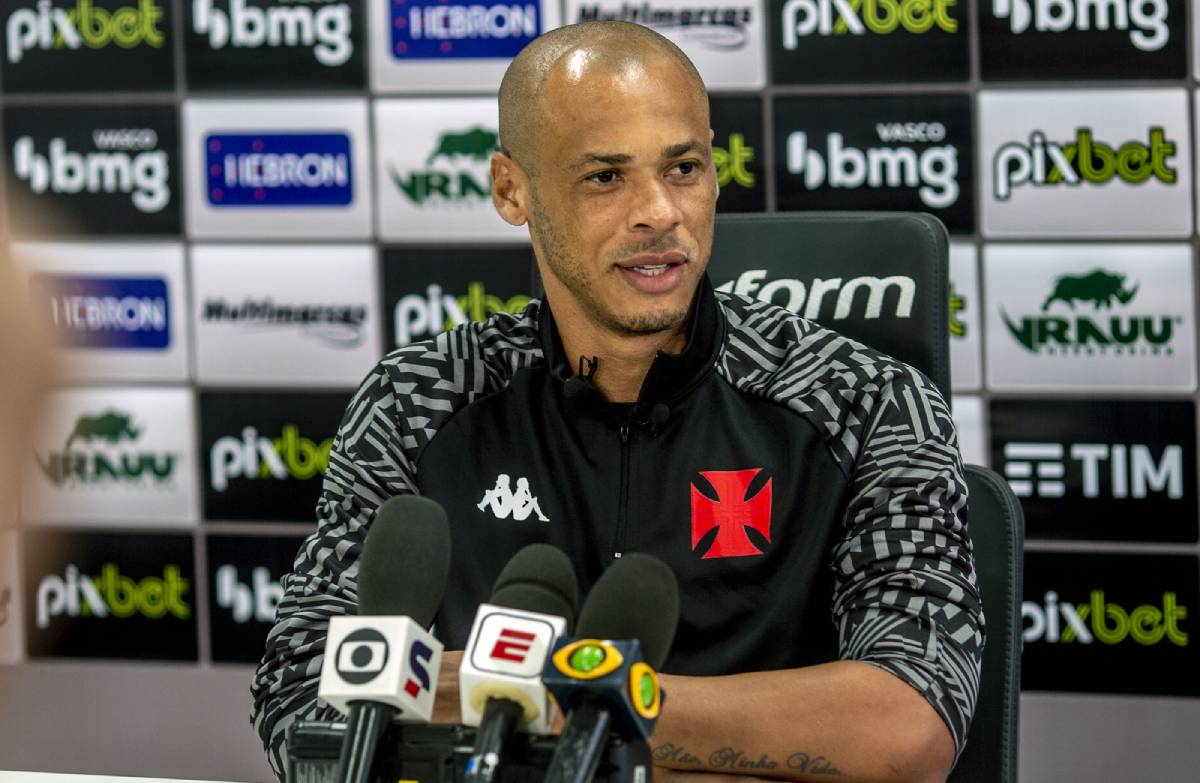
left=2, top=1, right=1200, bottom=782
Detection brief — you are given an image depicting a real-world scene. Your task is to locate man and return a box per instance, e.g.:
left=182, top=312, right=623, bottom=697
left=252, top=21, right=983, bottom=783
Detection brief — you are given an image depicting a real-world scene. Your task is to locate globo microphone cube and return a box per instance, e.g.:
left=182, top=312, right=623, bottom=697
left=540, top=637, right=663, bottom=740
left=459, top=603, right=568, bottom=734
left=318, top=615, right=443, bottom=720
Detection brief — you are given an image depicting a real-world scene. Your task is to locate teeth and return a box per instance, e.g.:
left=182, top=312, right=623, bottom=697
left=633, top=264, right=669, bottom=277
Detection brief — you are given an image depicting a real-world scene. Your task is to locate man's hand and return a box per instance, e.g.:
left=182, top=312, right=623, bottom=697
left=431, top=650, right=464, bottom=724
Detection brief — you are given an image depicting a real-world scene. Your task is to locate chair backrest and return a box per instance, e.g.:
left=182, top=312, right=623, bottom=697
left=949, top=464, right=1025, bottom=783
left=708, top=211, right=951, bottom=399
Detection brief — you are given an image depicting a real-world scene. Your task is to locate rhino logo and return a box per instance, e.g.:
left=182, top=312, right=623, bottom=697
left=1042, top=270, right=1139, bottom=311
left=427, top=127, right=500, bottom=164
left=65, top=411, right=142, bottom=448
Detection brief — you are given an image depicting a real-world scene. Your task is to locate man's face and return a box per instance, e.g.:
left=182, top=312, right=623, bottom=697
left=519, top=54, right=717, bottom=337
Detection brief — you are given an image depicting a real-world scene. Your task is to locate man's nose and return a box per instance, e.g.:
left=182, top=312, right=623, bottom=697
left=629, top=176, right=684, bottom=232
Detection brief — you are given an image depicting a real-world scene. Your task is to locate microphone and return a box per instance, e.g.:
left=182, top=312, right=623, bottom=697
left=318, top=495, right=452, bottom=783
left=542, top=553, right=680, bottom=783
left=563, top=356, right=599, bottom=400
left=461, top=544, right=579, bottom=783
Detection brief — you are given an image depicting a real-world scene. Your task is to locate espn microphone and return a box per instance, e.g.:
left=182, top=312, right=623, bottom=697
left=317, top=495, right=452, bottom=783
left=462, top=543, right=579, bottom=783
left=542, top=553, right=680, bottom=783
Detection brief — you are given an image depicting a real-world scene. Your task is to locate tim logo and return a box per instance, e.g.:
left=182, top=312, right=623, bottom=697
left=35, top=274, right=169, bottom=350
left=690, top=468, right=773, bottom=559
left=205, top=132, right=352, bottom=206
left=404, top=639, right=434, bottom=698
left=391, top=0, right=539, bottom=59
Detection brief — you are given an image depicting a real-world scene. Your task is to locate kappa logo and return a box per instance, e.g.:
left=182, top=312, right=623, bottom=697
left=1002, top=268, right=1181, bottom=356
left=716, top=270, right=915, bottom=321
left=782, top=0, right=957, bottom=46
left=577, top=4, right=754, bottom=50
left=1024, top=589, right=1188, bottom=646
left=993, top=127, right=1177, bottom=200
left=477, top=473, right=550, bottom=522
left=12, top=131, right=171, bottom=214
left=390, top=127, right=498, bottom=207
left=5, top=0, right=166, bottom=64
left=690, top=468, right=772, bottom=559
left=391, top=0, right=540, bottom=59
left=1002, top=441, right=1183, bottom=499
left=991, top=0, right=1169, bottom=52
left=192, top=0, right=353, bottom=66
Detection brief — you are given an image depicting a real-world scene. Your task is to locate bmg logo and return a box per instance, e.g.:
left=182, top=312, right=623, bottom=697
left=336, top=628, right=390, bottom=684
left=991, top=0, right=1170, bottom=52
left=214, top=564, right=282, bottom=624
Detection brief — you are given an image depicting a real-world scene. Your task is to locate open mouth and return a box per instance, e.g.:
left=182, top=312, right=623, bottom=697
left=616, top=252, right=687, bottom=292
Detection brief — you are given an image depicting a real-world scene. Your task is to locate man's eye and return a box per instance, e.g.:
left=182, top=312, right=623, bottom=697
left=678, top=162, right=696, bottom=175
left=588, top=171, right=618, bottom=184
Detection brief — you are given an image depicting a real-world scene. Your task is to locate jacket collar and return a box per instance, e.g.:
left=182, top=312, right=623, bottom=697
left=539, top=275, right=724, bottom=422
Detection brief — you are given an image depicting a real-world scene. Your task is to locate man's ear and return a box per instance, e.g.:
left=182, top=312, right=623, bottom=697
left=491, top=152, right=529, bottom=227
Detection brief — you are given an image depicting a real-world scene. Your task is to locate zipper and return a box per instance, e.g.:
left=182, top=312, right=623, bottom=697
left=614, top=424, right=631, bottom=559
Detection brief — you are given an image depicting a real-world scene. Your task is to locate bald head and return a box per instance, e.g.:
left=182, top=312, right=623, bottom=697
left=498, top=21, right=708, bottom=170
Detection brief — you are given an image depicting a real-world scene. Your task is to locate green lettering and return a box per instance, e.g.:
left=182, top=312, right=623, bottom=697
left=1164, top=592, right=1189, bottom=646
left=1091, top=590, right=1130, bottom=645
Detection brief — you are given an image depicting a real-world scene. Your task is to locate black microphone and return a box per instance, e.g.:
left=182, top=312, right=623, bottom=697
left=462, top=544, right=579, bottom=783
left=318, top=495, right=452, bottom=783
left=563, top=356, right=599, bottom=399
left=542, top=553, right=680, bottom=783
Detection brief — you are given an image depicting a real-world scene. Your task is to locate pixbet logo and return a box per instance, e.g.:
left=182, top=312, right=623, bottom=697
left=12, top=129, right=170, bottom=214
left=5, top=0, right=165, bottom=64
left=36, top=274, right=169, bottom=350
left=993, top=127, right=1177, bottom=200
left=392, top=0, right=539, bottom=59
left=714, top=132, right=755, bottom=189
left=1002, top=441, right=1182, bottom=499
left=206, top=132, right=353, bottom=206
left=991, top=0, right=1169, bottom=52
left=1024, top=590, right=1188, bottom=646
left=394, top=282, right=529, bottom=346
left=577, top=4, right=754, bottom=50
left=35, top=562, right=190, bottom=628
left=782, top=0, right=957, bottom=47
left=214, top=564, right=282, bottom=624
left=192, top=0, right=353, bottom=66
left=336, top=628, right=389, bottom=684
left=716, top=270, right=915, bottom=321
left=786, top=128, right=959, bottom=209
left=209, top=425, right=332, bottom=492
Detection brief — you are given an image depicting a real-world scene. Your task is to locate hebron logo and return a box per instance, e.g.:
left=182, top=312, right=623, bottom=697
left=205, top=132, right=353, bottom=207
left=1002, top=269, right=1180, bottom=356
left=781, top=0, right=957, bottom=46
left=716, top=270, right=915, bottom=321
left=1024, top=590, right=1188, bottom=646
left=202, top=297, right=367, bottom=346
left=577, top=4, right=754, bottom=50
left=214, top=564, right=282, bottom=624
left=786, top=129, right=958, bottom=209
left=390, top=126, right=498, bottom=207
left=35, top=274, right=169, bottom=350
left=394, top=282, right=530, bottom=346
left=993, top=127, right=1177, bottom=200
left=12, top=130, right=170, bottom=214
left=5, top=0, right=166, bottom=64
left=391, top=0, right=540, bottom=59
left=209, top=425, right=332, bottom=492
left=991, top=0, right=1169, bottom=52
left=35, top=563, right=190, bottom=628
left=192, top=0, right=353, bottom=66
left=1002, top=442, right=1183, bottom=499
left=35, top=410, right=178, bottom=487
left=690, top=468, right=772, bottom=559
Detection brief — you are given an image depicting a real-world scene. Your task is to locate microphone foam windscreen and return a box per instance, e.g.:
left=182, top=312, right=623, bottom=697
left=575, top=553, right=679, bottom=670
left=490, top=543, right=579, bottom=632
left=357, top=494, right=451, bottom=626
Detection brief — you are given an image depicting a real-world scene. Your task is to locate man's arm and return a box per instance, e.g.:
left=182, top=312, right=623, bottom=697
left=651, top=370, right=984, bottom=783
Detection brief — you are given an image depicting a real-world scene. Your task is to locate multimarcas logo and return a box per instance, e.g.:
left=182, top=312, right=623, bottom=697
left=205, top=132, right=353, bottom=206
left=390, top=125, right=497, bottom=207
left=390, top=0, right=540, bottom=58
left=202, top=297, right=367, bottom=346
left=35, top=409, right=177, bottom=486
left=34, top=273, right=169, bottom=350
left=5, top=0, right=166, bottom=63
left=191, top=0, right=354, bottom=66
left=577, top=3, right=753, bottom=49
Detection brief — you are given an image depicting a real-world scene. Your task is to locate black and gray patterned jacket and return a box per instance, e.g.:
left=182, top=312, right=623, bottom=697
left=251, top=277, right=984, bottom=780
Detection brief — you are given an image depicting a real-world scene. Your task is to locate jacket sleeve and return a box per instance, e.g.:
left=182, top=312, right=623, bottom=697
left=250, top=363, right=417, bottom=781
left=830, top=368, right=985, bottom=758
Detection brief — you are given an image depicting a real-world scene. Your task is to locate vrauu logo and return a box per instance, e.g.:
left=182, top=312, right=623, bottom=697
left=214, top=564, right=282, bottom=624
left=202, top=297, right=367, bottom=346
left=395, top=282, right=530, bottom=346
left=391, top=0, right=539, bottom=59
left=1002, top=268, right=1180, bottom=356
left=5, top=0, right=166, bottom=64
left=209, top=425, right=332, bottom=492
left=782, top=0, right=957, bottom=47
left=205, top=132, right=353, bottom=207
left=390, top=126, right=498, bottom=207
left=993, top=127, right=1176, bottom=200
left=786, top=123, right=959, bottom=209
left=35, top=410, right=178, bottom=487
left=716, top=270, right=915, bottom=320
left=577, top=4, right=753, bottom=50
left=1023, top=589, right=1187, bottom=646
left=35, top=274, right=169, bottom=350
left=12, top=128, right=170, bottom=214
left=36, top=562, right=190, bottom=628
left=192, top=0, right=353, bottom=66
left=991, top=0, right=1169, bottom=52
left=1002, top=441, right=1182, bottom=499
